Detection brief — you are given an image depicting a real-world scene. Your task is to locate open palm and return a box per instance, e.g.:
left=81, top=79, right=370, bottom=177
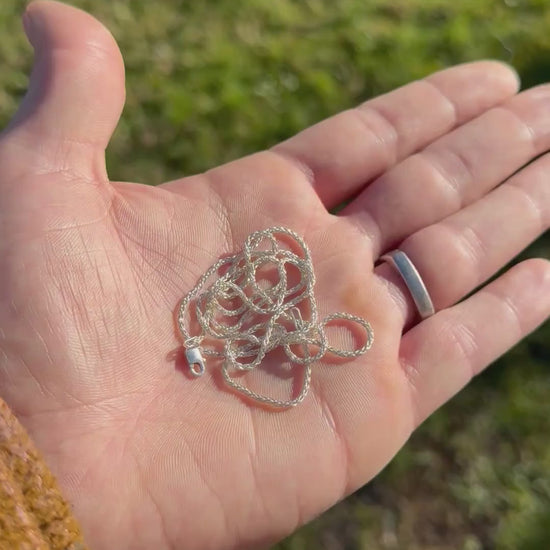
left=1, top=2, right=549, bottom=549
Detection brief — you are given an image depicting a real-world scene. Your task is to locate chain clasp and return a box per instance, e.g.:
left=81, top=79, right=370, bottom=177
left=185, top=347, right=206, bottom=377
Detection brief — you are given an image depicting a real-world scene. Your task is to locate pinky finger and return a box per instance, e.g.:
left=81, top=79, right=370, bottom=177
left=400, top=259, right=550, bottom=427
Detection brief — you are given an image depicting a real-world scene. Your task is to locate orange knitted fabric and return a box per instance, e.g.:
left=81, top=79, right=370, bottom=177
left=0, top=399, right=86, bottom=549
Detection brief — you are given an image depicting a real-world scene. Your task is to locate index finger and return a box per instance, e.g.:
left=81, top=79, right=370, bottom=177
left=272, top=61, right=520, bottom=209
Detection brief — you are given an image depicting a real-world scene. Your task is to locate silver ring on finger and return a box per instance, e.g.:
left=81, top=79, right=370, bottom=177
left=380, top=250, right=435, bottom=320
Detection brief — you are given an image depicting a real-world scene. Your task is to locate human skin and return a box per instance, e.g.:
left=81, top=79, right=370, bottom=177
left=0, top=1, right=548, bottom=549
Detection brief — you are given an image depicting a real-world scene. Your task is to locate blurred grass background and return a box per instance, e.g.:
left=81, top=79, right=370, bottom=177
left=0, top=0, right=548, bottom=548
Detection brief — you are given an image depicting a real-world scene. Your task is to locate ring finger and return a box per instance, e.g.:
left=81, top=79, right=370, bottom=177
left=373, top=150, right=550, bottom=327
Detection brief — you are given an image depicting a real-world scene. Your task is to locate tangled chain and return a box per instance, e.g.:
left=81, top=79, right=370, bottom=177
left=177, top=227, right=374, bottom=408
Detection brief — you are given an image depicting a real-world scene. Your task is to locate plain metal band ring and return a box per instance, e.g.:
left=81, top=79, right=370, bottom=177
left=380, top=250, right=435, bottom=320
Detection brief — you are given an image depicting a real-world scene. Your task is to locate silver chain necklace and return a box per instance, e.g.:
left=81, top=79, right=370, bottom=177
left=177, top=227, right=374, bottom=408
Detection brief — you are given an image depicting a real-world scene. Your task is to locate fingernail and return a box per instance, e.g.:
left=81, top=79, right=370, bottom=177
left=22, top=8, right=44, bottom=48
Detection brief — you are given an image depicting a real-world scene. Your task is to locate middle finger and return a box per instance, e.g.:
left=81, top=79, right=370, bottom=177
left=344, top=85, right=550, bottom=259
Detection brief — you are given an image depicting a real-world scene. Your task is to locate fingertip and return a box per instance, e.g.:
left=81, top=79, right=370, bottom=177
left=426, top=60, right=521, bottom=123
left=506, top=258, right=550, bottom=314
left=23, top=1, right=122, bottom=60
left=478, top=59, right=521, bottom=93
left=22, top=8, right=40, bottom=48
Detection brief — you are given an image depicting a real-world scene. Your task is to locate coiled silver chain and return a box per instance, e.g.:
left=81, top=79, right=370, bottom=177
left=177, top=227, right=374, bottom=408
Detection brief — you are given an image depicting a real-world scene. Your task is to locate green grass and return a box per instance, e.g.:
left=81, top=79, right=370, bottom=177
left=0, top=1, right=549, bottom=548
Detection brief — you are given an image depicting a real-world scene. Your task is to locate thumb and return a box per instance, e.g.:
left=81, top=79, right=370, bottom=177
left=4, top=1, right=125, bottom=176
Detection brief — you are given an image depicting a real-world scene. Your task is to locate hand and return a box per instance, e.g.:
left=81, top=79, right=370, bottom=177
left=1, top=2, right=548, bottom=549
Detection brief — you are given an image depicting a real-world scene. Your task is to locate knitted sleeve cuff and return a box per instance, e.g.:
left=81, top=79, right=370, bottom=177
left=0, top=399, right=87, bottom=549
